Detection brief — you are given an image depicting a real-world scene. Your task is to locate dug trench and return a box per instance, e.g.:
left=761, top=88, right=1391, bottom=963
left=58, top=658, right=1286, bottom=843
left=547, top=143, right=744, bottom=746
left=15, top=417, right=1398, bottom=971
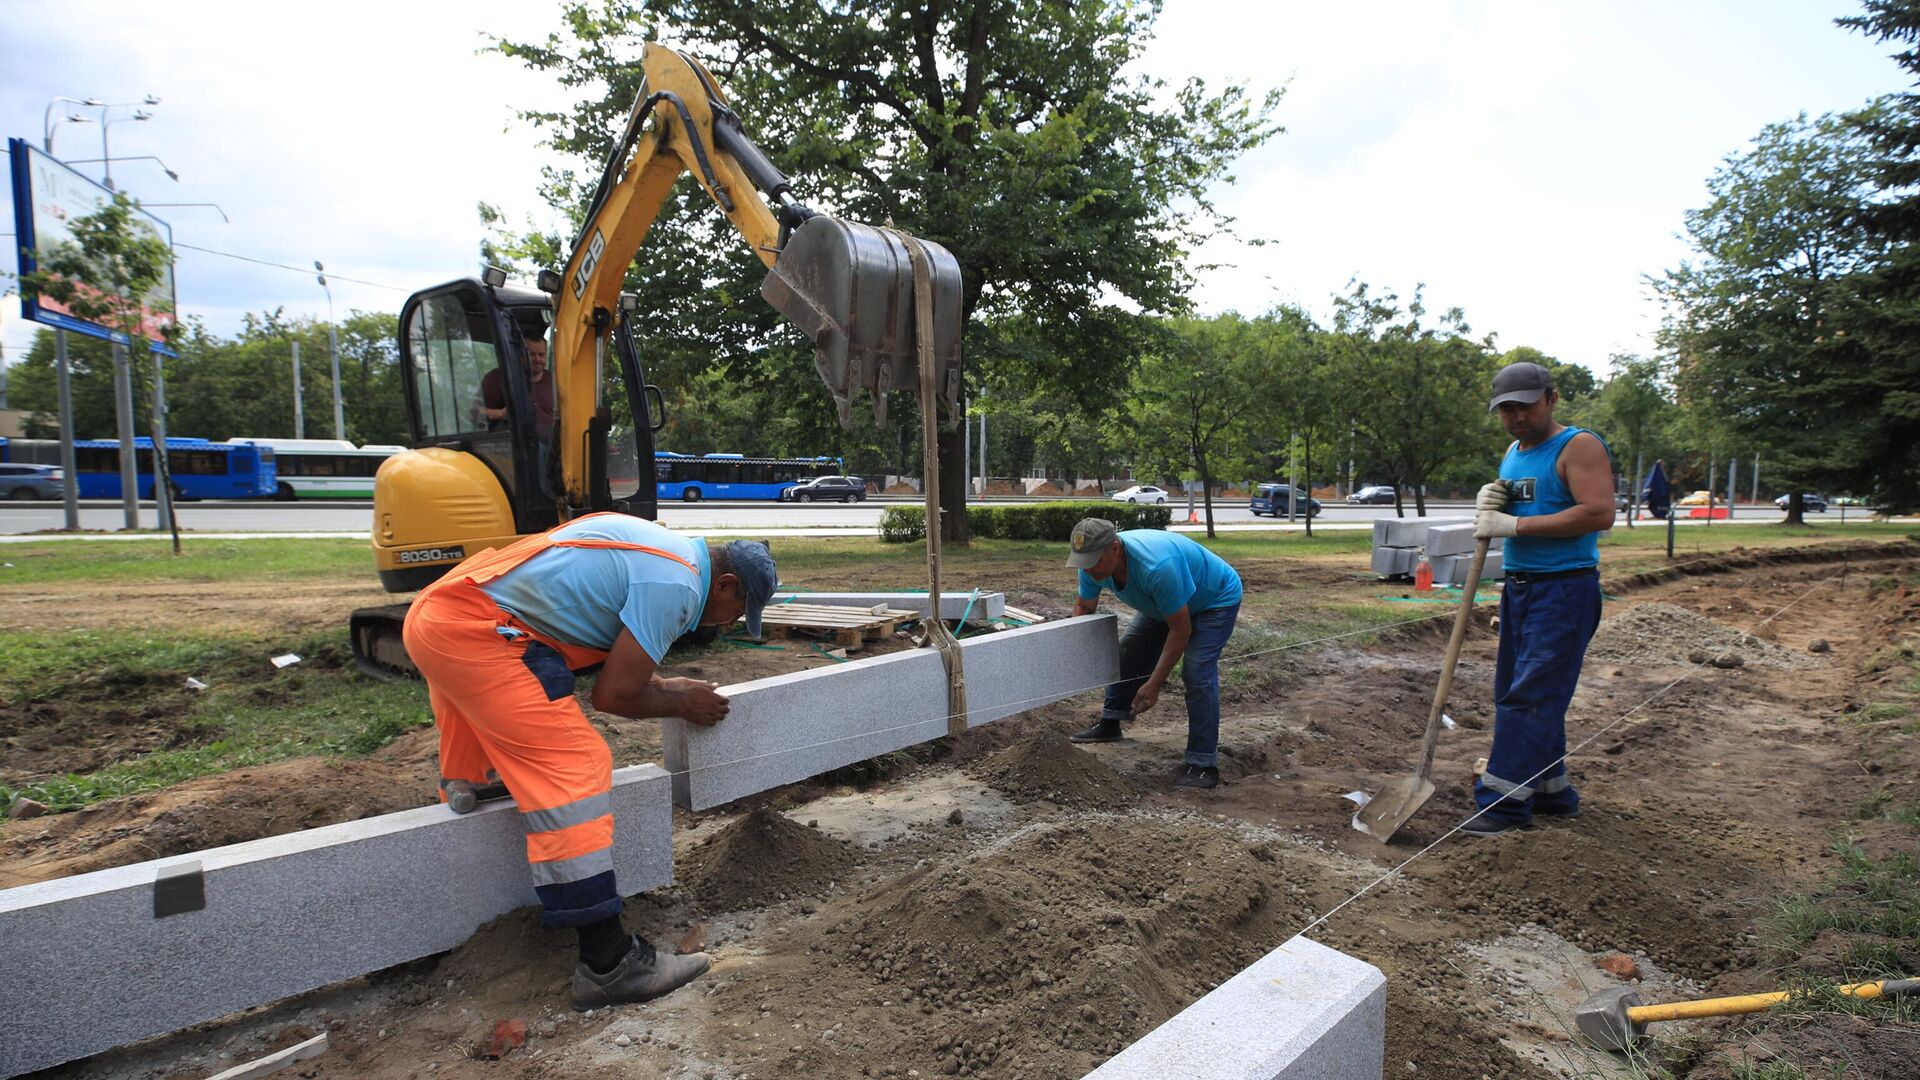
left=14, top=539, right=1920, bottom=1078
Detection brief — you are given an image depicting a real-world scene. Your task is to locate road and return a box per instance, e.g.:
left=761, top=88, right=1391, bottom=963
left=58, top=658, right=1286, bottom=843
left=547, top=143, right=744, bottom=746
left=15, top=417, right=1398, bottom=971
left=0, top=496, right=1837, bottom=537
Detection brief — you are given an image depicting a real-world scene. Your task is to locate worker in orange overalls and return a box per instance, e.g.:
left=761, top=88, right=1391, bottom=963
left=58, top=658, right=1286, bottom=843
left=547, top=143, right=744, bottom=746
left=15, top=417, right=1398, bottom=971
left=402, top=513, right=776, bottom=1009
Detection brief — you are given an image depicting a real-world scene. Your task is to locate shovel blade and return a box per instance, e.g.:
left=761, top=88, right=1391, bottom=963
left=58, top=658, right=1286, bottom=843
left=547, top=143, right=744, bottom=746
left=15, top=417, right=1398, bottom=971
left=761, top=215, right=963, bottom=429
left=1352, top=774, right=1436, bottom=841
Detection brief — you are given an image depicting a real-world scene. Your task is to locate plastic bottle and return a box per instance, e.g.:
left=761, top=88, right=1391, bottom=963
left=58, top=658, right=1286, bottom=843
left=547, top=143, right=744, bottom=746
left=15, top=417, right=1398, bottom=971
left=1413, top=551, right=1434, bottom=591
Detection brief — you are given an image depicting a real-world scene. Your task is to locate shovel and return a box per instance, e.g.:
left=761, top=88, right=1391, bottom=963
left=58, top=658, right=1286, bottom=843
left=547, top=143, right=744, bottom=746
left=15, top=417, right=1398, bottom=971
left=1353, top=536, right=1490, bottom=841
left=1576, top=978, right=1920, bottom=1052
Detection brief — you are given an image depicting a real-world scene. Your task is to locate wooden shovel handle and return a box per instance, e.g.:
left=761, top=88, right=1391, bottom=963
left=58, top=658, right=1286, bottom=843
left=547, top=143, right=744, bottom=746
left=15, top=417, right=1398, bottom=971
left=1416, top=537, right=1490, bottom=781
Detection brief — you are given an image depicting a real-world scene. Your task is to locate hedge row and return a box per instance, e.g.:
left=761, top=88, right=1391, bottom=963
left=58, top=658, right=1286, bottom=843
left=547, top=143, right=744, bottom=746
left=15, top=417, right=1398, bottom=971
left=878, top=500, right=1173, bottom=543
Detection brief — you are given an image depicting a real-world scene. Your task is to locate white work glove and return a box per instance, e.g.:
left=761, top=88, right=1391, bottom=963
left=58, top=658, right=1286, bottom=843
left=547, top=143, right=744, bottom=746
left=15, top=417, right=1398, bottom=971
left=1476, top=480, right=1512, bottom=513
left=1474, top=510, right=1519, bottom=540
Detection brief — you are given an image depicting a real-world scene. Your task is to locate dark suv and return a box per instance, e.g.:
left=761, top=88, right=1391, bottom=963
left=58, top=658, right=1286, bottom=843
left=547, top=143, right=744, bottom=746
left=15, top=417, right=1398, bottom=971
left=0, top=463, right=65, bottom=500
left=783, top=475, right=867, bottom=502
left=1250, top=483, right=1322, bottom=518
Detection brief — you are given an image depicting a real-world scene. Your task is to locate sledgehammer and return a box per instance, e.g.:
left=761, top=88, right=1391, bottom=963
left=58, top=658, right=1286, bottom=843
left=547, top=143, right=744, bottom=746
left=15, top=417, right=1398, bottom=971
left=1576, top=978, right=1920, bottom=1051
left=445, top=779, right=510, bottom=814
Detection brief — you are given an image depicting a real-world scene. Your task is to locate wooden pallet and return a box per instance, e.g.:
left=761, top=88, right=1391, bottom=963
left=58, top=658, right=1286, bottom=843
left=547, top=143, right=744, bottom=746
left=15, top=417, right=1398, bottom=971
left=755, top=603, right=921, bottom=647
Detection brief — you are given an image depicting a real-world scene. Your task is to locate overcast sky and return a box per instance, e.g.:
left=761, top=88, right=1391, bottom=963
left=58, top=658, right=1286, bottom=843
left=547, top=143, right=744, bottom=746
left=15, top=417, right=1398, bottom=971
left=1, top=0, right=1907, bottom=384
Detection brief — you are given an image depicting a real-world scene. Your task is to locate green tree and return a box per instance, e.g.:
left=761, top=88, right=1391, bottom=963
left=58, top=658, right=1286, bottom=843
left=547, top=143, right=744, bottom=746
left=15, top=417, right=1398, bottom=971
left=1834, top=0, right=1920, bottom=510
left=1246, top=307, right=1341, bottom=536
left=1120, top=315, right=1261, bottom=538
left=1332, top=281, right=1498, bottom=517
left=1656, top=110, right=1886, bottom=524
left=1591, top=355, right=1675, bottom=526
left=492, top=0, right=1283, bottom=542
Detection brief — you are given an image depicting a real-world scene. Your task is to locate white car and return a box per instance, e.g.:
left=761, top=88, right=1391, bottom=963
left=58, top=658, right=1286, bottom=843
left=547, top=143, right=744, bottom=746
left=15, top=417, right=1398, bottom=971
left=1110, top=484, right=1168, bottom=504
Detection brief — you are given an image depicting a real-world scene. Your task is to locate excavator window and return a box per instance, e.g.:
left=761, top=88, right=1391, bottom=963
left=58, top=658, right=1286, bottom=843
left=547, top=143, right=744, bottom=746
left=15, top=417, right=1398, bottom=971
left=405, top=292, right=498, bottom=441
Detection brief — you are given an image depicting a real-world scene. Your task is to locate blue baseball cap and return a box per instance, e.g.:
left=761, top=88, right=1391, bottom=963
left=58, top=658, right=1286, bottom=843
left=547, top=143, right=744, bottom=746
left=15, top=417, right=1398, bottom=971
left=721, top=540, right=779, bottom=638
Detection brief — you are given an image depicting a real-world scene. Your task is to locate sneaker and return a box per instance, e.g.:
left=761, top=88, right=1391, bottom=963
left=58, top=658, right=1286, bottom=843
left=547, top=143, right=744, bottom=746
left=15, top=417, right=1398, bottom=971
left=570, top=936, right=710, bottom=1011
left=1069, top=717, right=1125, bottom=743
left=1174, top=765, right=1220, bottom=790
left=1459, top=816, right=1528, bottom=837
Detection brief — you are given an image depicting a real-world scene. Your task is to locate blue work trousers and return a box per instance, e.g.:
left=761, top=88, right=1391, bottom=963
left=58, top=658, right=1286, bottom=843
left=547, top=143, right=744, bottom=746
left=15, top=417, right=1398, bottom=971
left=1473, top=573, right=1601, bottom=825
left=1102, top=603, right=1240, bottom=767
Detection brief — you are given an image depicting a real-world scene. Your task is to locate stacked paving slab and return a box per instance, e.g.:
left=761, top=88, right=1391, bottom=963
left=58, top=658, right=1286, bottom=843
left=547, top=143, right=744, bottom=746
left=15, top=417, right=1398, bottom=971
left=1369, top=516, right=1502, bottom=584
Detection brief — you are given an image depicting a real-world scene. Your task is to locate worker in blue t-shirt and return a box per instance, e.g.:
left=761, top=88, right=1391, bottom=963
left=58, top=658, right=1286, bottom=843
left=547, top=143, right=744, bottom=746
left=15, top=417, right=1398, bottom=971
left=1065, top=517, right=1243, bottom=790
left=1467, top=361, right=1617, bottom=836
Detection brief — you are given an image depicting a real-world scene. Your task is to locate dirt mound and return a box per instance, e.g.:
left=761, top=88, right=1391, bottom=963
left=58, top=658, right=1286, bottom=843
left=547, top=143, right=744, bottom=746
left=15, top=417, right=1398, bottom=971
left=1588, top=602, right=1815, bottom=669
left=0, top=738, right=437, bottom=888
left=1409, top=806, right=1749, bottom=979
left=825, top=816, right=1319, bottom=1077
left=676, top=807, right=857, bottom=913
left=966, top=728, right=1131, bottom=806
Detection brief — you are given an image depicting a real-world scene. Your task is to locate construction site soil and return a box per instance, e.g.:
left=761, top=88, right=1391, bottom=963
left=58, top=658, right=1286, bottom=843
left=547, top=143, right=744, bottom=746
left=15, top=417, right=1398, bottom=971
left=6, top=536, right=1920, bottom=1079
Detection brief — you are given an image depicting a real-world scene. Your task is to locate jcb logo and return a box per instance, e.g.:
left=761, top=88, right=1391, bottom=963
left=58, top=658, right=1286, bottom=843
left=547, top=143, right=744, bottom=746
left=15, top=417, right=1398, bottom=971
left=572, top=230, right=606, bottom=300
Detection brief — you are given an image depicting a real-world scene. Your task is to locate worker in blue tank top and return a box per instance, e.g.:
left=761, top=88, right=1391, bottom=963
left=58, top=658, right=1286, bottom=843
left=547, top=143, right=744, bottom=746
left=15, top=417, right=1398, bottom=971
left=1465, top=361, right=1617, bottom=836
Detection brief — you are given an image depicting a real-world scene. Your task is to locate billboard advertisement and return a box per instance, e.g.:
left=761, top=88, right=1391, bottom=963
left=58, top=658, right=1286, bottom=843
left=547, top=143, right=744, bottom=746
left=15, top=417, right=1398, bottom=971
left=8, top=137, right=177, bottom=349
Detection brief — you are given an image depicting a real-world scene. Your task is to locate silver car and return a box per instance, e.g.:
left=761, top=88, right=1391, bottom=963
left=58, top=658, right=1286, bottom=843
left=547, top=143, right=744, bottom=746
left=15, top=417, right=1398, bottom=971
left=0, top=463, right=65, bottom=500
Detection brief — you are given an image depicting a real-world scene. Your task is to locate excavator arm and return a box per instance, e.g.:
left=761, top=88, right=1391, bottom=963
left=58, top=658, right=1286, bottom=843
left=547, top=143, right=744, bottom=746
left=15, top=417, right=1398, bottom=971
left=548, top=42, right=963, bottom=510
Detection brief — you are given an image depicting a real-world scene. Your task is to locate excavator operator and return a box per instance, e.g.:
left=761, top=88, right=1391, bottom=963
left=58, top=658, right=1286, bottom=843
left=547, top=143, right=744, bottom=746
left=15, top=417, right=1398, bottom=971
left=401, top=514, right=777, bottom=1008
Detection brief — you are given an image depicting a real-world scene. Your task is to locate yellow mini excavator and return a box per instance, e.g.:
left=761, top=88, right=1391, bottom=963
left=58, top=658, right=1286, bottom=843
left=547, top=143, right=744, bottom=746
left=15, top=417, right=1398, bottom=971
left=350, top=43, right=962, bottom=677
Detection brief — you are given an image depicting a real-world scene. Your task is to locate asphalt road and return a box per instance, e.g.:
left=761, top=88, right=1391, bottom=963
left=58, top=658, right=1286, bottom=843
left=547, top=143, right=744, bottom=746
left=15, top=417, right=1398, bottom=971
left=0, top=496, right=1829, bottom=536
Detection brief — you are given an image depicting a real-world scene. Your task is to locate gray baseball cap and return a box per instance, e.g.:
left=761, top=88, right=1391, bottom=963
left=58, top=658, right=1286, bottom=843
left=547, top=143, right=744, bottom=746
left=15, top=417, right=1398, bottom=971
left=1489, top=361, right=1553, bottom=411
left=1066, top=518, right=1120, bottom=570
left=720, top=540, right=778, bottom=638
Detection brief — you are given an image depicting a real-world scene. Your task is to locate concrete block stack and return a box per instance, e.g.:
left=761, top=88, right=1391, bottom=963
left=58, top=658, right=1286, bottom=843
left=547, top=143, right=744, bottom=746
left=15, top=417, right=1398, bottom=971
left=1368, top=517, right=1468, bottom=580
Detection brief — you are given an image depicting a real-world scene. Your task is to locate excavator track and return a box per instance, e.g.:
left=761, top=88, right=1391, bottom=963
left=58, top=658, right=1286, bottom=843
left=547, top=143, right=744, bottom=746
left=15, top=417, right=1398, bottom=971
left=349, top=603, right=418, bottom=681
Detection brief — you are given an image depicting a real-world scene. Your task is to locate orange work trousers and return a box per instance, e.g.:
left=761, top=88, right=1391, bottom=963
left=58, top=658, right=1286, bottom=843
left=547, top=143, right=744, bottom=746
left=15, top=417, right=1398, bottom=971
left=402, top=580, right=622, bottom=927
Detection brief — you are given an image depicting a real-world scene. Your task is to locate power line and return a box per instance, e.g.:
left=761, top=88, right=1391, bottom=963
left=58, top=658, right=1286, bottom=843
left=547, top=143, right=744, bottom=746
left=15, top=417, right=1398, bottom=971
left=171, top=242, right=406, bottom=292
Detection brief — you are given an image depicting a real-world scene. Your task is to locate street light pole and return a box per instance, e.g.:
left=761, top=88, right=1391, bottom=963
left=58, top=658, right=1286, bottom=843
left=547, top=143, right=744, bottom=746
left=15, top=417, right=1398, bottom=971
left=315, top=262, right=344, bottom=440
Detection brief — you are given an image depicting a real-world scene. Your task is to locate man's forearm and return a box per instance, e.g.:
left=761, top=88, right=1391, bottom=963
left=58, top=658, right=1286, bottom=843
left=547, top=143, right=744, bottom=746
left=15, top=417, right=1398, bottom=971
left=592, top=680, right=681, bottom=720
left=1073, top=597, right=1098, bottom=617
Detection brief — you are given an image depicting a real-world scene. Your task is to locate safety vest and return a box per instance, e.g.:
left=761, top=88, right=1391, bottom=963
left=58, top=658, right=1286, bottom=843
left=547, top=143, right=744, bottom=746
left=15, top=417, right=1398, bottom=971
left=415, top=511, right=702, bottom=669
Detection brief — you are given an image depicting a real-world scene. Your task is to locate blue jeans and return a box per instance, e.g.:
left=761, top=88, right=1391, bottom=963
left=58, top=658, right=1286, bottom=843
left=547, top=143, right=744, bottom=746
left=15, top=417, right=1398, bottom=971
left=1473, top=573, right=1602, bottom=825
left=1102, top=603, right=1240, bottom=767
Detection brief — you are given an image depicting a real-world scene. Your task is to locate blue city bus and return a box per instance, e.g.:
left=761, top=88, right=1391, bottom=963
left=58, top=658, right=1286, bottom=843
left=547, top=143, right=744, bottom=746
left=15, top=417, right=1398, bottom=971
left=0, top=437, right=276, bottom=500
left=654, top=451, right=839, bottom=502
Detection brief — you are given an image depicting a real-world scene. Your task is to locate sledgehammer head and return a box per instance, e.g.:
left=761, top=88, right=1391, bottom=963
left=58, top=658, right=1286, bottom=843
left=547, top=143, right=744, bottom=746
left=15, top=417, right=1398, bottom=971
left=1575, top=986, right=1646, bottom=1052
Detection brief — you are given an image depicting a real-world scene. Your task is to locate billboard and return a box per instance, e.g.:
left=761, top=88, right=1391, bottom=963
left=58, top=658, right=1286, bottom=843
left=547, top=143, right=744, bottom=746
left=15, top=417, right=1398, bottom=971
left=8, top=137, right=177, bottom=350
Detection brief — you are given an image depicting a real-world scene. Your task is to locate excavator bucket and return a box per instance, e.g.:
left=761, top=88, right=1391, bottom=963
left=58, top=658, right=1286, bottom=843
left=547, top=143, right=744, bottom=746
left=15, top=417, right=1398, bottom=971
left=761, top=215, right=963, bottom=428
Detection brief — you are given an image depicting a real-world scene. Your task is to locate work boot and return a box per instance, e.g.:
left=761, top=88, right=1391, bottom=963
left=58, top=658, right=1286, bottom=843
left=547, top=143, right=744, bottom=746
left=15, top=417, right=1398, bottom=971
left=1069, top=716, right=1125, bottom=743
left=1174, top=765, right=1220, bottom=790
left=570, top=936, right=710, bottom=1011
left=1460, top=815, right=1528, bottom=837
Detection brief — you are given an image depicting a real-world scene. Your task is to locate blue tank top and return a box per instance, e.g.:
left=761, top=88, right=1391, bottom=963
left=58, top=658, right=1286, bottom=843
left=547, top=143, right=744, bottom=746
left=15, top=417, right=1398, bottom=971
left=1499, top=426, right=1604, bottom=573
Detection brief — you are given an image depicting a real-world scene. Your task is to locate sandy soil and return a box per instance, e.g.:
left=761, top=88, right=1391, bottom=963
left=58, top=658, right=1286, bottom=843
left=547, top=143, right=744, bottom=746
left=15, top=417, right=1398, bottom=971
left=6, top=536, right=1919, bottom=1078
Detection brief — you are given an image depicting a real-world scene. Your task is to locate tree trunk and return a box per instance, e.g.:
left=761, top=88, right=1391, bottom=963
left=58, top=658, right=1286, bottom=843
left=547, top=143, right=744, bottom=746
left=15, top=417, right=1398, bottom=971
left=1199, top=455, right=1216, bottom=540
left=1786, top=491, right=1805, bottom=526
left=1411, top=468, right=1428, bottom=517
left=938, top=420, right=970, bottom=544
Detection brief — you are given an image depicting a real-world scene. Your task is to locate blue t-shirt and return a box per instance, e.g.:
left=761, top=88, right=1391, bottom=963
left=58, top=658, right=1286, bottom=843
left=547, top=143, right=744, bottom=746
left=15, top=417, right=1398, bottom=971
left=479, top=517, right=710, bottom=663
left=1500, top=426, right=1609, bottom=573
left=1077, top=530, right=1242, bottom=620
